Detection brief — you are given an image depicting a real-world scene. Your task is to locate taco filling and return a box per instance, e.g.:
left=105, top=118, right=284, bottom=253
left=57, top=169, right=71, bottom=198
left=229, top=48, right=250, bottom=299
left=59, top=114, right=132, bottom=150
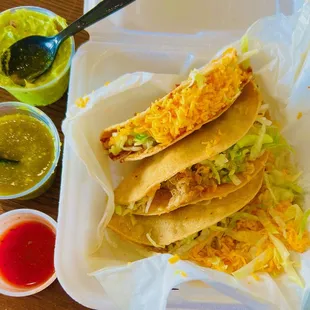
left=101, top=48, right=253, bottom=160
left=115, top=112, right=274, bottom=216
left=163, top=137, right=310, bottom=283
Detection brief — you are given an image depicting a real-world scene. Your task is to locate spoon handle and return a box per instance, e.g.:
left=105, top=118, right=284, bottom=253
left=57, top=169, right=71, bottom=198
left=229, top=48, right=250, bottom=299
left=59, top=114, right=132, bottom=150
left=55, top=0, right=136, bottom=43
left=0, top=157, right=19, bottom=164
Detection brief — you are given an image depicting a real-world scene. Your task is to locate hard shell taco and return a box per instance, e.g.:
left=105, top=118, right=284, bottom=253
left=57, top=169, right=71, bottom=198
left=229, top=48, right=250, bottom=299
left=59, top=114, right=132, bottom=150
left=114, top=81, right=272, bottom=216
left=100, top=47, right=253, bottom=162
left=108, top=171, right=264, bottom=247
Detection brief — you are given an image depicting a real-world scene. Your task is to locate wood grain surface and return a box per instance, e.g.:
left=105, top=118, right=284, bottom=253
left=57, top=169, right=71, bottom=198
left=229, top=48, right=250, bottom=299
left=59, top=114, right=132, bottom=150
left=0, top=1, right=89, bottom=309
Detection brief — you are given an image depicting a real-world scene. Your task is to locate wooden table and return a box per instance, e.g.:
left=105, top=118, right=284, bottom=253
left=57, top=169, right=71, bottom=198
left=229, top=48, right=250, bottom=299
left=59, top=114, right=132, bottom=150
left=0, top=1, right=89, bottom=309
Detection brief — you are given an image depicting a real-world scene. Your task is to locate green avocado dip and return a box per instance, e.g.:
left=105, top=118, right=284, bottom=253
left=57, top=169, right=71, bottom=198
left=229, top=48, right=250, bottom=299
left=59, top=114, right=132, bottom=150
left=0, top=114, right=55, bottom=197
left=0, top=9, right=73, bottom=106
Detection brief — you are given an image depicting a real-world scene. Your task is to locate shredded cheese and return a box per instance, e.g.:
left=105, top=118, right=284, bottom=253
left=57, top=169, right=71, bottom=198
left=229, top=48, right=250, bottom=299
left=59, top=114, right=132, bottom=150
left=108, top=48, right=252, bottom=151
left=168, top=255, right=180, bottom=264
left=187, top=190, right=310, bottom=277
left=175, top=270, right=188, bottom=277
left=75, top=96, right=89, bottom=108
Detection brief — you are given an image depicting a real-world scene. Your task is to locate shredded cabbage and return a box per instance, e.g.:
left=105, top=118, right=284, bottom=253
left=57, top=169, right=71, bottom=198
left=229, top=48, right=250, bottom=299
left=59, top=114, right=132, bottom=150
left=263, top=173, right=278, bottom=204
left=205, top=160, right=221, bottom=184
left=145, top=195, right=154, bottom=213
left=250, top=123, right=266, bottom=160
left=167, top=232, right=201, bottom=254
left=158, top=120, right=272, bottom=211
left=110, top=135, right=127, bottom=156
left=299, top=209, right=310, bottom=238
left=209, top=225, right=227, bottom=232
left=226, top=230, right=262, bottom=244
left=241, top=35, right=249, bottom=53
left=232, top=249, right=271, bottom=279
left=115, top=205, right=123, bottom=216
left=108, top=132, right=156, bottom=156
left=269, top=233, right=304, bottom=287
left=184, top=129, right=310, bottom=282
left=230, top=174, right=242, bottom=186
left=189, top=69, right=206, bottom=89
left=146, top=233, right=164, bottom=248
left=257, top=210, right=279, bottom=234
left=229, top=212, right=259, bottom=228
left=213, top=154, right=228, bottom=168
left=134, top=133, right=149, bottom=144
left=269, top=208, right=287, bottom=238
left=256, top=116, right=272, bottom=126
left=238, top=35, right=259, bottom=68
left=237, top=134, right=273, bottom=148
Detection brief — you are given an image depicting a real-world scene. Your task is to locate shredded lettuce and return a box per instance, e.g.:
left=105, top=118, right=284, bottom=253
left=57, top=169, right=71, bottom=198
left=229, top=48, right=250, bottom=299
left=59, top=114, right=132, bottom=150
left=209, top=225, right=227, bottom=232
left=185, top=129, right=309, bottom=282
left=213, top=154, right=228, bottom=168
left=256, top=116, right=272, bottom=126
left=238, top=35, right=259, bottom=69
left=264, top=173, right=278, bottom=204
left=115, top=205, right=123, bottom=216
left=109, top=132, right=156, bottom=156
left=269, top=208, right=287, bottom=238
left=168, top=232, right=201, bottom=254
left=299, top=209, right=310, bottom=238
left=249, top=235, right=268, bottom=258
left=226, top=230, right=262, bottom=244
left=237, top=134, right=273, bottom=149
left=250, top=123, right=266, bottom=160
left=233, top=249, right=271, bottom=279
left=146, top=233, right=164, bottom=248
left=189, top=69, right=206, bottom=89
left=269, top=234, right=304, bottom=287
left=205, top=160, right=221, bottom=184
left=134, top=133, right=149, bottom=144
left=230, top=174, right=242, bottom=186
left=257, top=210, right=279, bottom=234
left=229, top=212, right=259, bottom=228
left=284, top=205, right=299, bottom=222
left=186, top=120, right=272, bottom=188
left=241, top=35, right=249, bottom=53
left=109, top=135, right=127, bottom=155
left=145, top=195, right=154, bottom=213
left=268, top=170, right=303, bottom=195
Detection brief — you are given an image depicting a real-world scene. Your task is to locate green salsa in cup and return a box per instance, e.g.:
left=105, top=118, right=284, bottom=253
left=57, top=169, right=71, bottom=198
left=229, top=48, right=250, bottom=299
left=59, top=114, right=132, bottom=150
left=0, top=102, right=60, bottom=200
left=0, top=7, right=75, bottom=106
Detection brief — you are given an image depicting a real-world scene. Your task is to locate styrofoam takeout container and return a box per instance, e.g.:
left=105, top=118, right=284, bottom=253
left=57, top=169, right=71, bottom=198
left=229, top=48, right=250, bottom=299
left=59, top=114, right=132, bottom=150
left=56, top=0, right=304, bottom=309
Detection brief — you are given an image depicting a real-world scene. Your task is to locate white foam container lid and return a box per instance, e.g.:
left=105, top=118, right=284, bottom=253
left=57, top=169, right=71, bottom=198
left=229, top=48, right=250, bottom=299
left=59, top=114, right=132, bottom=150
left=56, top=0, right=304, bottom=309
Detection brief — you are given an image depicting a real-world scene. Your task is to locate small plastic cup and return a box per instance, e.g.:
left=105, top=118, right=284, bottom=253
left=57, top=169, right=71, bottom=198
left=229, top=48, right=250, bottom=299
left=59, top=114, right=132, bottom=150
left=0, top=102, right=61, bottom=200
left=0, top=6, right=75, bottom=106
left=0, top=209, right=57, bottom=297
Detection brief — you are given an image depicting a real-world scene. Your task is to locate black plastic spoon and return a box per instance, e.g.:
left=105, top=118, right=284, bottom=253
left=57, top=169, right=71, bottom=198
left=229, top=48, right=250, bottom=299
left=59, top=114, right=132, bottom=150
left=1, top=0, right=136, bottom=85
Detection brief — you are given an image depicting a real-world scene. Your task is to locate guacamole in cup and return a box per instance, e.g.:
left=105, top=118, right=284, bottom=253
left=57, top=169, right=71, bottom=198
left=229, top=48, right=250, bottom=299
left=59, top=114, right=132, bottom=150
left=0, top=7, right=75, bottom=106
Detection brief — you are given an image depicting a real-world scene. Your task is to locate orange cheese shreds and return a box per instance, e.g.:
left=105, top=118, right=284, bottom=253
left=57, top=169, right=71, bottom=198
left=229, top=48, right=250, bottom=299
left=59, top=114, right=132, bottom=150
left=108, top=48, right=252, bottom=148
left=169, top=254, right=180, bottom=264
left=175, top=270, right=188, bottom=277
left=187, top=196, right=310, bottom=277
left=297, top=112, right=303, bottom=120
left=75, top=96, right=89, bottom=108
